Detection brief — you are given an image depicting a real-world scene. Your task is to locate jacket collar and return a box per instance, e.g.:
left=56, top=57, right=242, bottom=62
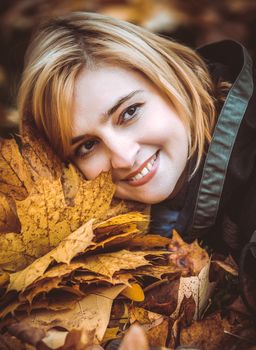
left=191, top=40, right=254, bottom=232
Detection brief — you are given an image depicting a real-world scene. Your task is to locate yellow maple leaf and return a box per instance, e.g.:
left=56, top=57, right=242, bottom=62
left=8, top=219, right=95, bottom=293
left=0, top=194, right=20, bottom=234
left=0, top=138, right=32, bottom=200
left=72, top=249, right=168, bottom=279
left=0, top=137, right=116, bottom=272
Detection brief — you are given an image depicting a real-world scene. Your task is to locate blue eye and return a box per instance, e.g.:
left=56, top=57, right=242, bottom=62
left=75, top=139, right=99, bottom=157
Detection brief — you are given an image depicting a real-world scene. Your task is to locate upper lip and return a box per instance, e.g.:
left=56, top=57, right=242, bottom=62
left=123, top=152, right=157, bottom=181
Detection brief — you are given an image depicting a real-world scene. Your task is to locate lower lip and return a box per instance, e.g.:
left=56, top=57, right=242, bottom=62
left=125, top=152, right=160, bottom=187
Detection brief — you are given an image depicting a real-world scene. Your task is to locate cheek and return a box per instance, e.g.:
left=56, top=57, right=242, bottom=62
left=141, top=105, right=179, bottom=138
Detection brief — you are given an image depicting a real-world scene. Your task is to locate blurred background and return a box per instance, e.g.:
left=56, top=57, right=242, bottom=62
left=1, top=0, right=256, bottom=138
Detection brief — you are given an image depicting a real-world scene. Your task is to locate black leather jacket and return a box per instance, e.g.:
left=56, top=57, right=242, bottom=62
left=151, top=40, right=256, bottom=318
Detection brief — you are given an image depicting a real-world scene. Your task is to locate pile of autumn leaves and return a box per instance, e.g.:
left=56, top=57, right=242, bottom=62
left=0, top=128, right=256, bottom=350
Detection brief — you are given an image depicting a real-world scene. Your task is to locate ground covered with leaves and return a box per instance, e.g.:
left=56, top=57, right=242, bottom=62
left=0, top=126, right=256, bottom=350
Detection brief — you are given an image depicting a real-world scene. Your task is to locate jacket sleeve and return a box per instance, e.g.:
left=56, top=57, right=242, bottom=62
left=149, top=203, right=179, bottom=237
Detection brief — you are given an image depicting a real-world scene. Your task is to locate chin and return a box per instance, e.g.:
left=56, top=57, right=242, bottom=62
left=115, top=188, right=172, bottom=205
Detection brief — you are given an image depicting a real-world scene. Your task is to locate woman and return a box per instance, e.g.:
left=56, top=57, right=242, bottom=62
left=18, top=11, right=256, bottom=318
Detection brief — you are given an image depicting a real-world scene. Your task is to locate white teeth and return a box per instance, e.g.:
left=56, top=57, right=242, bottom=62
left=141, top=167, right=149, bottom=176
left=134, top=173, right=143, bottom=180
left=146, top=162, right=153, bottom=171
left=130, top=154, right=157, bottom=181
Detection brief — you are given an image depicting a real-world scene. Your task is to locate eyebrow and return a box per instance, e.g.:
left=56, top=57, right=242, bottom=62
left=71, top=89, right=144, bottom=145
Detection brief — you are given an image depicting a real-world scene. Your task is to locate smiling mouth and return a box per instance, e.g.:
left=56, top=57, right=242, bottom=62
left=123, top=151, right=160, bottom=187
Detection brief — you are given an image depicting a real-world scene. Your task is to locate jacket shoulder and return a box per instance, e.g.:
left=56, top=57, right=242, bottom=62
left=197, top=40, right=253, bottom=83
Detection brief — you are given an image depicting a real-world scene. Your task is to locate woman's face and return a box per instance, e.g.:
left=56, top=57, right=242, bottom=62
left=71, top=65, right=189, bottom=204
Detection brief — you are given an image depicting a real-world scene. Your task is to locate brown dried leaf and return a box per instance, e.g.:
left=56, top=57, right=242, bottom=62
left=0, top=331, right=30, bottom=350
left=90, top=228, right=140, bottom=252
left=7, top=321, right=46, bottom=346
left=31, top=246, right=156, bottom=284
left=127, top=234, right=173, bottom=249
left=134, top=264, right=182, bottom=280
left=129, top=307, right=168, bottom=348
left=180, top=313, right=225, bottom=350
left=144, top=317, right=169, bottom=348
left=171, top=261, right=215, bottom=320
left=139, top=279, right=180, bottom=315
left=0, top=272, right=9, bottom=288
left=57, top=328, right=100, bottom=350
left=72, top=250, right=168, bottom=279
left=20, top=277, right=63, bottom=305
left=40, top=329, right=68, bottom=349
left=22, top=285, right=126, bottom=344
left=168, top=230, right=209, bottom=275
left=213, top=256, right=238, bottom=276
left=129, top=306, right=164, bottom=325
left=93, top=212, right=148, bottom=241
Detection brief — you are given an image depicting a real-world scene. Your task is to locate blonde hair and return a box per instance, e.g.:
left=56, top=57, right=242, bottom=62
left=18, top=11, right=216, bottom=174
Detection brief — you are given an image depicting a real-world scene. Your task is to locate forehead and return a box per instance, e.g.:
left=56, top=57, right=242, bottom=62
left=72, top=65, right=157, bottom=133
left=74, top=65, right=155, bottom=109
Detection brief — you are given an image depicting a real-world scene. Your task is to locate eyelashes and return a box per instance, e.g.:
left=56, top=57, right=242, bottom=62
left=75, top=139, right=99, bottom=158
left=118, top=102, right=144, bottom=124
left=74, top=102, right=145, bottom=159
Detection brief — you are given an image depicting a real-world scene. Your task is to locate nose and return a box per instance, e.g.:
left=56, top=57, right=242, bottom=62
left=105, top=137, right=139, bottom=170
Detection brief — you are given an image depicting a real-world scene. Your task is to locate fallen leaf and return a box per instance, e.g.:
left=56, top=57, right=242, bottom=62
left=8, top=220, right=95, bottom=293
left=129, top=307, right=168, bottom=348
left=21, top=125, right=62, bottom=181
left=0, top=331, right=29, bottom=350
left=129, top=306, right=164, bottom=325
left=0, top=139, right=32, bottom=200
left=7, top=320, right=46, bottom=346
left=134, top=263, right=182, bottom=280
left=180, top=313, right=225, bottom=349
left=139, top=279, right=180, bottom=316
left=0, top=135, right=116, bottom=272
left=94, top=213, right=148, bottom=232
left=58, top=328, right=104, bottom=350
left=143, top=317, right=169, bottom=348
left=102, top=327, right=120, bottom=343
left=171, top=261, right=215, bottom=320
left=168, top=230, right=209, bottom=275
left=0, top=272, right=9, bottom=288
left=212, top=256, right=238, bottom=276
left=121, top=283, right=145, bottom=302
left=40, top=329, right=68, bottom=349
left=23, top=285, right=126, bottom=343
left=0, top=194, right=20, bottom=234
left=127, top=234, right=173, bottom=249
left=72, top=250, right=168, bottom=279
